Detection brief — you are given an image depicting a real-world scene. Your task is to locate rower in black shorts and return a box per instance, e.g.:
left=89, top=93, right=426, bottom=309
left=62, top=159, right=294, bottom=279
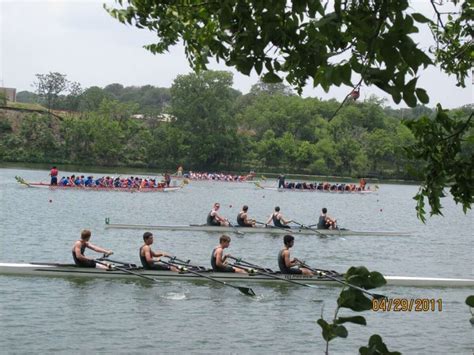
left=278, top=235, right=313, bottom=275
left=211, top=235, right=247, bottom=273
left=139, top=232, right=180, bottom=272
left=236, top=205, right=256, bottom=227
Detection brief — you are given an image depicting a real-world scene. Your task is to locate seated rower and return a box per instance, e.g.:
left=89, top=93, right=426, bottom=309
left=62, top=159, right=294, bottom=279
left=317, top=208, right=337, bottom=230
left=266, top=206, right=291, bottom=229
left=139, top=232, right=180, bottom=272
left=211, top=235, right=247, bottom=273
left=72, top=229, right=113, bottom=269
left=237, top=205, right=256, bottom=227
left=206, top=202, right=230, bottom=227
left=278, top=235, right=313, bottom=275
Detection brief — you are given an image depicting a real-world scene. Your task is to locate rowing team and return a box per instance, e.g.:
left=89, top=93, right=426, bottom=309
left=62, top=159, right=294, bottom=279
left=72, top=230, right=314, bottom=275
left=178, top=171, right=256, bottom=182
left=278, top=182, right=371, bottom=192
left=207, top=203, right=338, bottom=230
left=54, top=175, right=172, bottom=188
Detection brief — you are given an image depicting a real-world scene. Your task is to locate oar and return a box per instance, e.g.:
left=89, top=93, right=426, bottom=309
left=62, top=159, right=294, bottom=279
left=254, top=181, right=264, bottom=189
left=163, top=256, right=207, bottom=271
left=296, top=261, right=386, bottom=299
left=159, top=260, right=256, bottom=297
left=228, top=222, right=245, bottom=236
left=255, top=220, right=293, bottom=233
left=97, top=256, right=137, bottom=268
left=95, top=260, right=160, bottom=283
left=291, top=220, right=329, bottom=238
left=228, top=256, right=318, bottom=289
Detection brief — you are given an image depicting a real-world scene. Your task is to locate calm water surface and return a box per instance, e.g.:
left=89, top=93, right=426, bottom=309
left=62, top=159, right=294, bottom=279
left=0, top=168, right=473, bottom=354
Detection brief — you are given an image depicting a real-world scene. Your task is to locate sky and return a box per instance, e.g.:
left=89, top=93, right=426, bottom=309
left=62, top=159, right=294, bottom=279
left=0, top=0, right=472, bottom=108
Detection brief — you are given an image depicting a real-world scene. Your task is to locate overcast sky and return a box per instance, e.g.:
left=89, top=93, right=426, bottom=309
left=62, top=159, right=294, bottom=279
left=1, top=0, right=472, bottom=108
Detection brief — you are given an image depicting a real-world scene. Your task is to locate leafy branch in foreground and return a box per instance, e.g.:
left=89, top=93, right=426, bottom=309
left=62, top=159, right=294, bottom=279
left=404, top=106, right=473, bottom=222
left=317, top=266, right=400, bottom=355
left=466, top=295, right=474, bottom=325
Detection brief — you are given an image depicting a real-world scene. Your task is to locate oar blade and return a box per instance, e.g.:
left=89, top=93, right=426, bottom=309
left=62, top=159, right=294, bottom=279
left=238, top=286, right=256, bottom=297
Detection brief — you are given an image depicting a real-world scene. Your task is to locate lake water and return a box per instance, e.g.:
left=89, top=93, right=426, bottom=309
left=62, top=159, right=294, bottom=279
left=0, top=167, right=473, bottom=354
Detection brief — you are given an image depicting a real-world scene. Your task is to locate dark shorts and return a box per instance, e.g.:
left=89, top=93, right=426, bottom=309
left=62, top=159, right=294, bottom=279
left=237, top=223, right=253, bottom=228
left=51, top=176, right=58, bottom=186
left=208, top=220, right=220, bottom=227
left=147, top=263, right=171, bottom=271
left=281, top=267, right=303, bottom=275
left=214, top=265, right=235, bottom=273
left=75, top=260, right=96, bottom=268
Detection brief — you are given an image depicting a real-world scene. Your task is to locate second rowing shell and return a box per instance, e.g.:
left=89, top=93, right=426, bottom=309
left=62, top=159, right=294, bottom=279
left=104, top=221, right=412, bottom=237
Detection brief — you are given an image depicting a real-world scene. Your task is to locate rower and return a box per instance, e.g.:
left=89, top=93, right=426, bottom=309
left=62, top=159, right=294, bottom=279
left=236, top=205, right=256, bottom=227
left=278, top=235, right=313, bottom=275
left=211, top=235, right=247, bottom=273
left=266, top=206, right=291, bottom=229
left=317, top=208, right=337, bottom=230
left=206, top=202, right=230, bottom=227
left=72, top=230, right=113, bottom=269
left=139, top=232, right=180, bottom=271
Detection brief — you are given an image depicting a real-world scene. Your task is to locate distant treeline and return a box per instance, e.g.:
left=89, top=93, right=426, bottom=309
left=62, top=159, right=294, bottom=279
left=1, top=71, right=472, bottom=179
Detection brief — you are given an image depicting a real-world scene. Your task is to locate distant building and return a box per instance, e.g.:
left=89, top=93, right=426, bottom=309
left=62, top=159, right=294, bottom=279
left=0, top=87, right=16, bottom=102
left=131, top=113, right=177, bottom=122
left=157, top=113, right=176, bottom=122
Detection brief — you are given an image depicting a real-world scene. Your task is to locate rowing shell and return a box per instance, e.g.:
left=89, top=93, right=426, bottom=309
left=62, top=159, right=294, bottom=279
left=104, top=220, right=412, bottom=237
left=0, top=263, right=472, bottom=288
left=15, top=177, right=183, bottom=192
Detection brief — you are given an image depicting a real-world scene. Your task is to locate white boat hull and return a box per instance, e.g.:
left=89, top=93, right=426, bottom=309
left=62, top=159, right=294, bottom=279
left=104, top=221, right=411, bottom=237
left=0, top=263, right=472, bottom=288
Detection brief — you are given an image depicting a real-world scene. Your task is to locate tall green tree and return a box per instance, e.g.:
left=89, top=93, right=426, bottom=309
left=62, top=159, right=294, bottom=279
left=170, top=71, right=242, bottom=168
left=33, top=72, right=81, bottom=111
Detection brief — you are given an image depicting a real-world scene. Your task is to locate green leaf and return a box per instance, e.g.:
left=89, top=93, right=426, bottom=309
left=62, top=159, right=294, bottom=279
left=359, top=334, right=401, bottom=355
left=262, top=72, right=282, bottom=83
left=338, top=288, right=373, bottom=311
left=317, top=318, right=334, bottom=342
left=415, top=88, right=429, bottom=104
left=334, top=325, right=348, bottom=338
left=466, top=295, right=474, bottom=307
left=403, top=89, right=417, bottom=107
left=411, top=13, right=431, bottom=23
left=336, top=316, right=367, bottom=326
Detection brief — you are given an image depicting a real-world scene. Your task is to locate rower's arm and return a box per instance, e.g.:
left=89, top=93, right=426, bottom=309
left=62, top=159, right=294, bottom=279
left=265, top=215, right=272, bottom=224
left=87, top=243, right=112, bottom=256
left=153, top=250, right=170, bottom=258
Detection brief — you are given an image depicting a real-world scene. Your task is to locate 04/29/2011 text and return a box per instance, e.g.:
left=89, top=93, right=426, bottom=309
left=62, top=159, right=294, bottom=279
left=372, top=298, right=443, bottom=312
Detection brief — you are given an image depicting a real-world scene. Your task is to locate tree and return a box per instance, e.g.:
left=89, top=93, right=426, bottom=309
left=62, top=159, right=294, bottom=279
left=106, top=0, right=473, bottom=219
left=33, top=72, right=81, bottom=111
left=78, top=86, right=111, bottom=112
left=169, top=71, right=242, bottom=168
